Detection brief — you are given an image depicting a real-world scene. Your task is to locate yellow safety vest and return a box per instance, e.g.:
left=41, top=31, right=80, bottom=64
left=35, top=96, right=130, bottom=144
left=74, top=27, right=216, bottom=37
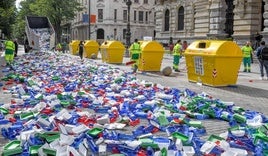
left=241, top=46, right=253, bottom=58
left=131, top=42, right=141, bottom=54
left=173, top=43, right=181, bottom=56
left=4, top=40, right=15, bottom=51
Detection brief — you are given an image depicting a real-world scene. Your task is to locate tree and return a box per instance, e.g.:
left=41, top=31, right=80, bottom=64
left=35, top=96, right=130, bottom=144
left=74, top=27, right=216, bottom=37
left=29, top=0, right=83, bottom=44
left=0, top=0, right=16, bottom=39
left=12, top=0, right=36, bottom=42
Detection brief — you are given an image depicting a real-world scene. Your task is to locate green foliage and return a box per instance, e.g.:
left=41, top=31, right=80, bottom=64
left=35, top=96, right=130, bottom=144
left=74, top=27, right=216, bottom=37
left=12, top=0, right=83, bottom=43
left=28, top=0, right=83, bottom=43
left=11, top=0, right=36, bottom=42
left=0, top=0, right=16, bottom=39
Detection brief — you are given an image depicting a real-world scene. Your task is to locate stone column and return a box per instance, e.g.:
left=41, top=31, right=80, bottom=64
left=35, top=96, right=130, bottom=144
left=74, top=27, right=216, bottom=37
left=207, top=0, right=228, bottom=39
left=262, top=0, right=268, bottom=41
left=263, top=0, right=268, bottom=32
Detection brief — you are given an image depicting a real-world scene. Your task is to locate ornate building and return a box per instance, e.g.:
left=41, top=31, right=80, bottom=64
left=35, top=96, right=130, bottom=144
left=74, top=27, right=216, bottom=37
left=154, top=0, right=266, bottom=45
left=70, top=0, right=155, bottom=44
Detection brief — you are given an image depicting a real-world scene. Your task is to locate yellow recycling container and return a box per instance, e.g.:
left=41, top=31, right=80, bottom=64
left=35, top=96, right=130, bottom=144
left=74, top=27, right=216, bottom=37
left=138, top=41, right=164, bottom=71
left=69, top=40, right=80, bottom=55
left=84, top=40, right=99, bottom=58
left=184, top=40, right=243, bottom=87
left=100, top=41, right=125, bottom=64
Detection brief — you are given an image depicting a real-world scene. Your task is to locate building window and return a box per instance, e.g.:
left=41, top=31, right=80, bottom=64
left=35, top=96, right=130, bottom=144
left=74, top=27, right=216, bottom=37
left=154, top=12, right=156, bottom=25
left=114, top=28, right=117, bottom=40
left=123, top=10, right=127, bottom=23
left=164, top=9, right=170, bottom=31
left=114, top=9, right=117, bottom=22
left=145, top=11, right=148, bottom=23
left=134, top=10, right=137, bottom=23
left=134, top=0, right=139, bottom=3
left=144, top=0, right=148, bottom=4
left=139, top=11, right=144, bottom=23
left=123, top=29, right=126, bottom=39
left=98, top=9, right=103, bottom=22
left=177, top=6, right=184, bottom=30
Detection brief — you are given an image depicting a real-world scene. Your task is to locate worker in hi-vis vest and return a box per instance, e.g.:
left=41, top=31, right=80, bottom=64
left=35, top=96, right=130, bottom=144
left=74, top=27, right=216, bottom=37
left=173, top=39, right=182, bottom=72
left=4, top=39, right=15, bottom=66
left=130, top=39, right=141, bottom=73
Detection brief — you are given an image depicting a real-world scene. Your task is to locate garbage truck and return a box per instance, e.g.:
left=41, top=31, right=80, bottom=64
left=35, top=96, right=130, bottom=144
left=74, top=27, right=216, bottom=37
left=25, top=16, right=55, bottom=52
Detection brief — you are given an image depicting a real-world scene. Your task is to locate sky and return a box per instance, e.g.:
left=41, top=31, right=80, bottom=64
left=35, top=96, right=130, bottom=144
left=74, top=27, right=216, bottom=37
left=15, top=0, right=23, bottom=9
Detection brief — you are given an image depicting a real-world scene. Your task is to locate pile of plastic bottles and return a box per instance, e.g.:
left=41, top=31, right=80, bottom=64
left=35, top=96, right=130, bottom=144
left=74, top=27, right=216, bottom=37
left=33, top=28, right=51, bottom=51
left=0, top=51, right=268, bottom=156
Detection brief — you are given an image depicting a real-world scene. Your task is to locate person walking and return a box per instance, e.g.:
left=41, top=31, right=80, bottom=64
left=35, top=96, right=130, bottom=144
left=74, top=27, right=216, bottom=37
left=169, top=42, right=174, bottom=55
left=254, top=32, right=263, bottom=50
left=182, top=40, right=188, bottom=52
left=4, top=39, right=15, bottom=66
left=62, top=40, right=67, bottom=53
left=256, top=41, right=268, bottom=80
left=241, top=41, right=254, bottom=72
left=130, top=39, right=141, bottom=73
left=173, top=39, right=182, bottom=72
left=0, top=40, right=3, bottom=52
left=13, top=39, right=18, bottom=57
left=78, top=40, right=84, bottom=61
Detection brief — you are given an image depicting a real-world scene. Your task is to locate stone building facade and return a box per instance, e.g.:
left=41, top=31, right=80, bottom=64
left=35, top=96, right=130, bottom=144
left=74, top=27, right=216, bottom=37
left=70, top=0, right=155, bottom=44
left=154, top=0, right=267, bottom=46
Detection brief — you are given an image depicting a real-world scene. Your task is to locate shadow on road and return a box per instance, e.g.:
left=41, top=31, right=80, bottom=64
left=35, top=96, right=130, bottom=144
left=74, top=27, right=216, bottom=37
left=219, top=84, right=268, bottom=98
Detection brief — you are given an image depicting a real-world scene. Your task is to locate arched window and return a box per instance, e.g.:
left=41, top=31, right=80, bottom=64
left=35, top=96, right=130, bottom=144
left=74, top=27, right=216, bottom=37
left=164, top=9, right=170, bottom=31
left=97, top=29, right=104, bottom=40
left=177, top=6, right=184, bottom=31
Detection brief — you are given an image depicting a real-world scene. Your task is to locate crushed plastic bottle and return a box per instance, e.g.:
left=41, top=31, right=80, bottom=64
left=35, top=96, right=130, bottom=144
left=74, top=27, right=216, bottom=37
left=0, top=50, right=268, bottom=156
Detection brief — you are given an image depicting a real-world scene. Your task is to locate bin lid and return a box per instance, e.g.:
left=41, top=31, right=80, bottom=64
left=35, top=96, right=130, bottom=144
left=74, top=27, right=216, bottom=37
left=140, top=41, right=164, bottom=52
left=84, top=40, right=99, bottom=48
left=185, top=40, right=242, bottom=57
left=69, top=40, right=80, bottom=46
left=100, top=40, right=125, bottom=50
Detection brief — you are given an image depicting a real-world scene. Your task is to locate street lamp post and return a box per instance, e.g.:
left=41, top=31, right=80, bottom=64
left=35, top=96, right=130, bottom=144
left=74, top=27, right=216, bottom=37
left=88, top=0, right=91, bottom=39
left=125, top=0, right=132, bottom=57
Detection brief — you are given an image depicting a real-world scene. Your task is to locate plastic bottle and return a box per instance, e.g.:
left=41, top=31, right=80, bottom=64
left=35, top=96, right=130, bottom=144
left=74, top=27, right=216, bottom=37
left=118, top=133, right=135, bottom=141
left=132, top=125, right=145, bottom=137
left=146, top=146, right=154, bottom=156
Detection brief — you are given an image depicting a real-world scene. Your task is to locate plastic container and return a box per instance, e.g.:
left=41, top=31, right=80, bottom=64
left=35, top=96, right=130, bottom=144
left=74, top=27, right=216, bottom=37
left=138, top=41, right=165, bottom=71
left=2, top=140, right=23, bottom=156
left=84, top=40, right=99, bottom=58
left=69, top=40, right=80, bottom=55
left=99, top=41, right=125, bottom=64
left=184, top=40, right=243, bottom=87
left=153, top=137, right=170, bottom=150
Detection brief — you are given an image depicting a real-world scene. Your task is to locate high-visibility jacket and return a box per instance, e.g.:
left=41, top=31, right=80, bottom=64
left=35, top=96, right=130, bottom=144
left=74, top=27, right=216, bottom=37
left=241, top=46, right=253, bottom=58
left=4, top=40, right=15, bottom=51
left=173, top=43, right=182, bottom=56
left=131, top=42, right=141, bottom=54
left=56, top=43, right=62, bottom=50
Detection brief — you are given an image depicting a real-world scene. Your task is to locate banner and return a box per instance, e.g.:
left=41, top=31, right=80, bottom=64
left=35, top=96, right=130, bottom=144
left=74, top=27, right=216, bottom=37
left=83, top=14, right=89, bottom=23
left=90, top=15, right=96, bottom=24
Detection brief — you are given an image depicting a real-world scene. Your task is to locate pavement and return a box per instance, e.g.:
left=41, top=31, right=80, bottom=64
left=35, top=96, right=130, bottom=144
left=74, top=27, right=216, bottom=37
left=0, top=45, right=268, bottom=154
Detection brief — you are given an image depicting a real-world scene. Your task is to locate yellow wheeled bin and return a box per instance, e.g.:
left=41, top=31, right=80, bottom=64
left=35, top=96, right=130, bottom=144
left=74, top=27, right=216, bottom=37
left=184, top=40, right=243, bottom=87
left=69, top=40, right=80, bottom=55
left=138, top=41, right=164, bottom=71
left=84, top=40, right=99, bottom=58
left=100, top=41, right=125, bottom=64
